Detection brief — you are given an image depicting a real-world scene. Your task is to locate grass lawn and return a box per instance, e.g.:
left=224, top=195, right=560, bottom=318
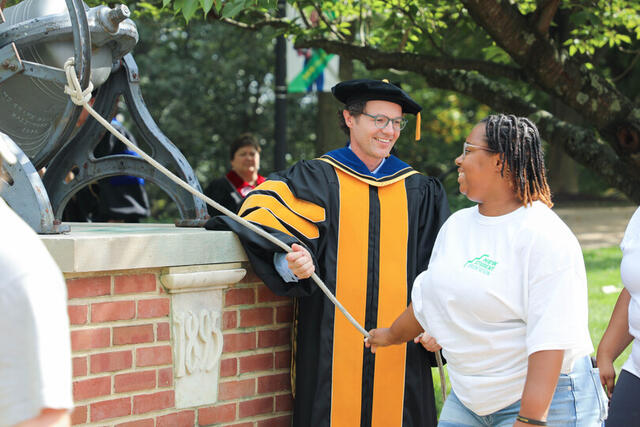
left=431, top=245, right=629, bottom=414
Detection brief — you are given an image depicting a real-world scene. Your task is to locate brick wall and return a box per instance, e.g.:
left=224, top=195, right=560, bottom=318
left=66, top=269, right=293, bottom=426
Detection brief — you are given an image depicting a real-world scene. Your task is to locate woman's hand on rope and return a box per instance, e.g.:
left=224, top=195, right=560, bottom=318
left=414, top=332, right=442, bottom=352
left=364, top=328, right=395, bottom=353
left=286, top=243, right=315, bottom=279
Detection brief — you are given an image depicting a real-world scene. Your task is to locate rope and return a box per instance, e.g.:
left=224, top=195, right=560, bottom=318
left=63, top=58, right=368, bottom=338
left=63, top=58, right=446, bottom=403
left=435, top=352, right=446, bottom=402
left=64, top=58, right=94, bottom=105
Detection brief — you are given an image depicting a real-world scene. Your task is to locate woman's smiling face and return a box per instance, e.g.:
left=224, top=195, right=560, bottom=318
left=455, top=123, right=501, bottom=203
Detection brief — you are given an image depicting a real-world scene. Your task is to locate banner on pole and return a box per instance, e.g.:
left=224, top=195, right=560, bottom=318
left=286, top=6, right=340, bottom=93
left=286, top=40, right=340, bottom=93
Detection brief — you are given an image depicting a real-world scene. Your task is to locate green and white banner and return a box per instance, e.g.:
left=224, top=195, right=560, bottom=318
left=286, top=40, right=340, bottom=93
left=286, top=6, right=339, bottom=93
left=288, top=48, right=336, bottom=93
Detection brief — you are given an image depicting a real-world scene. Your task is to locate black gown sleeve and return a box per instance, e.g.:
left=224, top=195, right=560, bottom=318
left=204, top=160, right=332, bottom=298
left=413, top=175, right=451, bottom=368
left=416, top=177, right=451, bottom=273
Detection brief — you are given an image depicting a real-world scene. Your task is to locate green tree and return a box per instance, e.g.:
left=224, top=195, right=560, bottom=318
left=148, top=0, right=640, bottom=203
left=123, top=13, right=319, bottom=217
left=131, top=14, right=319, bottom=174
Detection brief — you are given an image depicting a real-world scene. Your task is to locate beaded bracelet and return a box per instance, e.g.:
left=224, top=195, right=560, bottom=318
left=516, top=415, right=547, bottom=426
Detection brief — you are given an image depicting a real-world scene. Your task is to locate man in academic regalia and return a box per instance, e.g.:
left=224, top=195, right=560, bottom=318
left=206, top=79, right=450, bottom=427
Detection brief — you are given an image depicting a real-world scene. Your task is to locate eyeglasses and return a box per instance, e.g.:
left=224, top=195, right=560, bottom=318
left=362, top=113, right=408, bottom=131
left=461, top=142, right=496, bottom=158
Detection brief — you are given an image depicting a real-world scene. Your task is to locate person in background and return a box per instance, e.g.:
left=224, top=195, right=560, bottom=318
left=0, top=134, right=73, bottom=427
left=206, top=79, right=450, bottom=426
left=597, top=206, right=640, bottom=425
left=366, top=114, right=607, bottom=426
left=203, top=133, right=265, bottom=217
left=63, top=97, right=150, bottom=223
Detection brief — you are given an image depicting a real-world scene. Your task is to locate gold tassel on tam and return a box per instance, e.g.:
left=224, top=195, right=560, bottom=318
left=415, top=112, right=421, bottom=141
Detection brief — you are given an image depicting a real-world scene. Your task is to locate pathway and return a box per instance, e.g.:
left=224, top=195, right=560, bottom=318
left=553, top=205, right=637, bottom=249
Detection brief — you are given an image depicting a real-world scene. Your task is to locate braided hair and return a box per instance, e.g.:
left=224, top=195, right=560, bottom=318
left=482, top=114, right=553, bottom=208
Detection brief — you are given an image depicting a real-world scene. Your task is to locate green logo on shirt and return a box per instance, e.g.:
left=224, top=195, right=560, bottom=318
left=464, top=254, right=498, bottom=276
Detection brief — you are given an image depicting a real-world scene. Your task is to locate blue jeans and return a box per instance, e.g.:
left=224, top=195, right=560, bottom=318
left=439, top=356, right=608, bottom=426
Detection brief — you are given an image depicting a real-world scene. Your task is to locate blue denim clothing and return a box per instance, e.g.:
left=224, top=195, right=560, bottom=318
left=439, top=356, right=608, bottom=426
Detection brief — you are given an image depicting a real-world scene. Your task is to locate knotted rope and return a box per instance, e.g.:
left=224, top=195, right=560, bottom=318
left=64, top=58, right=94, bottom=105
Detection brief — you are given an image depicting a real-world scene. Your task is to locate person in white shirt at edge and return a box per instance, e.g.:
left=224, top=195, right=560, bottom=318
left=363, top=114, right=608, bottom=426
left=597, top=206, right=640, bottom=425
left=0, top=138, right=74, bottom=427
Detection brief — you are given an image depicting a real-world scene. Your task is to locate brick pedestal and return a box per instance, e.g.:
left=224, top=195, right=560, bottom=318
left=42, top=223, right=293, bottom=426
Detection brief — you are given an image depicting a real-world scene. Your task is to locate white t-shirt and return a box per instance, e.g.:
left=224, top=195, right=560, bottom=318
left=620, top=207, right=640, bottom=379
left=0, top=199, right=74, bottom=426
left=412, top=201, right=593, bottom=415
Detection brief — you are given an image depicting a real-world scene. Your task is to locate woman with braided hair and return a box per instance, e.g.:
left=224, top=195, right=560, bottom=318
left=366, top=114, right=608, bottom=426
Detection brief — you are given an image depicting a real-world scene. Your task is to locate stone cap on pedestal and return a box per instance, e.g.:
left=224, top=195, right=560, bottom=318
left=40, top=223, right=248, bottom=273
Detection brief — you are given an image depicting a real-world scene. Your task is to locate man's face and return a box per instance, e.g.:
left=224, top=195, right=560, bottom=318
left=345, top=100, right=403, bottom=169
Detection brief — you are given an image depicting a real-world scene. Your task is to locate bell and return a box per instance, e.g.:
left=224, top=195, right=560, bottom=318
left=1, top=0, right=207, bottom=233
left=0, top=0, right=137, bottom=168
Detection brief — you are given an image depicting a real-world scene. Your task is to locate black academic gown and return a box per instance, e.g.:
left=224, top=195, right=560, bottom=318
left=206, top=147, right=450, bottom=427
left=204, top=176, right=243, bottom=217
